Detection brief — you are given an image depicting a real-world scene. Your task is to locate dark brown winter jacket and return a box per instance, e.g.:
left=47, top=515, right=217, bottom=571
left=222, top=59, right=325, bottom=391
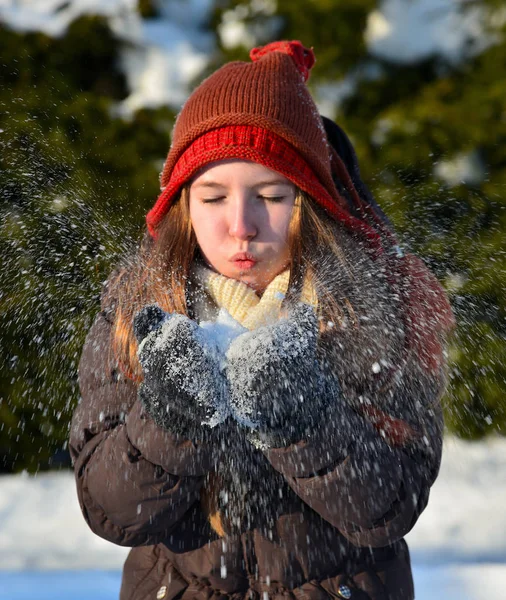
left=70, top=248, right=450, bottom=600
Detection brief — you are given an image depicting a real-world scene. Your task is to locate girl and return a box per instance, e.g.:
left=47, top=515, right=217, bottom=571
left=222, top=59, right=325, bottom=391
left=70, top=41, right=454, bottom=600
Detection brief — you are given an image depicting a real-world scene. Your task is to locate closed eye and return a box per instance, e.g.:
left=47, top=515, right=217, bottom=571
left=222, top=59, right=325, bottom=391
left=258, top=195, right=285, bottom=202
left=202, top=197, right=225, bottom=203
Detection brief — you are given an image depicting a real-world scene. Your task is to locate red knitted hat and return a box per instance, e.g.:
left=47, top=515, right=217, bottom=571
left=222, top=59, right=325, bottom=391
left=146, top=41, right=366, bottom=238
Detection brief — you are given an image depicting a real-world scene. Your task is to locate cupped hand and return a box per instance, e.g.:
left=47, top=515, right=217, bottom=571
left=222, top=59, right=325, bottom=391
left=225, top=303, right=330, bottom=441
left=133, top=305, right=229, bottom=436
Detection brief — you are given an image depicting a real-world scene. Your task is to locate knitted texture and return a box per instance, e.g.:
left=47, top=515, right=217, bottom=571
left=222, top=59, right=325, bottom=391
left=148, top=126, right=363, bottom=237
left=194, top=264, right=318, bottom=330
left=146, top=41, right=353, bottom=237
left=250, top=40, right=316, bottom=82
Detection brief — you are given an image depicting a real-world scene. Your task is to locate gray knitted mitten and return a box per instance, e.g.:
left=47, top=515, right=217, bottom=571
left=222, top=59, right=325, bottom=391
left=134, top=305, right=228, bottom=439
left=226, top=304, right=336, bottom=447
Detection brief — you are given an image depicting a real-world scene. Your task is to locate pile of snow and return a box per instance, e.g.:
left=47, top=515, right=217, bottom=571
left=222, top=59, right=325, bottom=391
left=0, top=0, right=139, bottom=38
left=0, top=436, right=505, bottom=571
left=0, top=0, right=215, bottom=114
left=434, top=150, right=487, bottom=188
left=217, top=0, right=280, bottom=52
left=1, top=0, right=500, bottom=118
left=318, top=0, right=499, bottom=118
left=119, top=0, right=215, bottom=113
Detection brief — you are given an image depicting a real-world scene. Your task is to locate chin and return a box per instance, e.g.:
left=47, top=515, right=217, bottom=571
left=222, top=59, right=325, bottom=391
left=227, top=270, right=264, bottom=292
left=241, top=273, right=276, bottom=295
left=215, top=261, right=285, bottom=294
left=234, top=273, right=259, bottom=288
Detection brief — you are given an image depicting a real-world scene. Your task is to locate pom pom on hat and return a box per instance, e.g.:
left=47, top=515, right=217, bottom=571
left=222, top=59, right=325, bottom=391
left=250, top=40, right=315, bottom=82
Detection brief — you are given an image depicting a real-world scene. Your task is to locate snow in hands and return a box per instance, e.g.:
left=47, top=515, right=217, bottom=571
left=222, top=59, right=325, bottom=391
left=225, top=303, right=324, bottom=432
left=134, top=306, right=230, bottom=430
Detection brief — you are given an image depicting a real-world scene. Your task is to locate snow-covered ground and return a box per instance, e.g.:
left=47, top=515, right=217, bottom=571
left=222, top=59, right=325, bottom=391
left=0, top=436, right=505, bottom=598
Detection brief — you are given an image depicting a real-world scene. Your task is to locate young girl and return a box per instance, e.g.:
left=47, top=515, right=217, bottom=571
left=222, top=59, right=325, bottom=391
left=70, top=41, right=454, bottom=600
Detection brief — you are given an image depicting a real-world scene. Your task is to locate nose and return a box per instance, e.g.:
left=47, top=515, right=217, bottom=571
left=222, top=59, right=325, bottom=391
left=228, top=197, right=257, bottom=241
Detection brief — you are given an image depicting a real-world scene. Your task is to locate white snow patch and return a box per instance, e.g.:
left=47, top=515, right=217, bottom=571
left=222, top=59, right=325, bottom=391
left=365, top=0, right=493, bottom=64
left=219, top=19, right=255, bottom=51
left=315, top=79, right=357, bottom=120
left=0, top=470, right=129, bottom=570
left=406, top=436, right=506, bottom=564
left=217, top=0, right=280, bottom=51
left=0, top=0, right=216, bottom=114
left=199, top=307, right=247, bottom=355
left=371, top=117, right=394, bottom=146
left=0, top=0, right=139, bottom=39
left=444, top=272, right=468, bottom=293
left=315, top=62, right=384, bottom=119
left=433, top=150, right=487, bottom=187
left=119, top=0, right=215, bottom=114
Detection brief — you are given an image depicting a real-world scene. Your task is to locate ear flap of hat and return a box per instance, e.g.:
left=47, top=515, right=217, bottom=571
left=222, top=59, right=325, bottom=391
left=322, top=116, right=393, bottom=232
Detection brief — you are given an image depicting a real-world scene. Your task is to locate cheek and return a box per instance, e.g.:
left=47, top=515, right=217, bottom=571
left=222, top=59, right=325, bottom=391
left=191, top=206, right=221, bottom=244
left=269, top=205, right=294, bottom=242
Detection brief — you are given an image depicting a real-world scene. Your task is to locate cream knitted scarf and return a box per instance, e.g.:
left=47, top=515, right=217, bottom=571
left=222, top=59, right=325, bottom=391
left=194, top=263, right=318, bottom=330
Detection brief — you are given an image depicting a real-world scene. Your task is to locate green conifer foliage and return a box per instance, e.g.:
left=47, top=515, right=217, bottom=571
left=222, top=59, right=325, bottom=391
left=0, top=17, right=173, bottom=472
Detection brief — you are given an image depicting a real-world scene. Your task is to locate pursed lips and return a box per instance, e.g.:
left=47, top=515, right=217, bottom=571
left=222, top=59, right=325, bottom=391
left=230, top=252, right=258, bottom=270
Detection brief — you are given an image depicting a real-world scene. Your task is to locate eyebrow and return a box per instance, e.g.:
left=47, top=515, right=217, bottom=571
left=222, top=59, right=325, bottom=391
left=192, top=179, right=293, bottom=189
left=191, top=182, right=225, bottom=190
left=256, top=179, right=294, bottom=187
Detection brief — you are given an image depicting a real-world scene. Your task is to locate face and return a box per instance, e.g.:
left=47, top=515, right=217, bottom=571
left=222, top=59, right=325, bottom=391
left=189, top=160, right=296, bottom=294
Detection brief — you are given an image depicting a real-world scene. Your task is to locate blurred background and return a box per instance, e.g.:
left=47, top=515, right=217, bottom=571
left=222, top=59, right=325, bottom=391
left=0, top=0, right=505, bottom=597
left=1, top=0, right=505, bottom=473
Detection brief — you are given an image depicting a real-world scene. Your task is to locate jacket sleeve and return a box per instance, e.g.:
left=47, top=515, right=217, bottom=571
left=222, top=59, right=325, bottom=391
left=261, top=364, right=444, bottom=548
left=69, top=310, right=215, bottom=547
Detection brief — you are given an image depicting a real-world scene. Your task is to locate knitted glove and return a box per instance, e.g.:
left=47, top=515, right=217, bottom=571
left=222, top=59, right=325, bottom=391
left=225, top=303, right=338, bottom=447
left=134, top=305, right=229, bottom=439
